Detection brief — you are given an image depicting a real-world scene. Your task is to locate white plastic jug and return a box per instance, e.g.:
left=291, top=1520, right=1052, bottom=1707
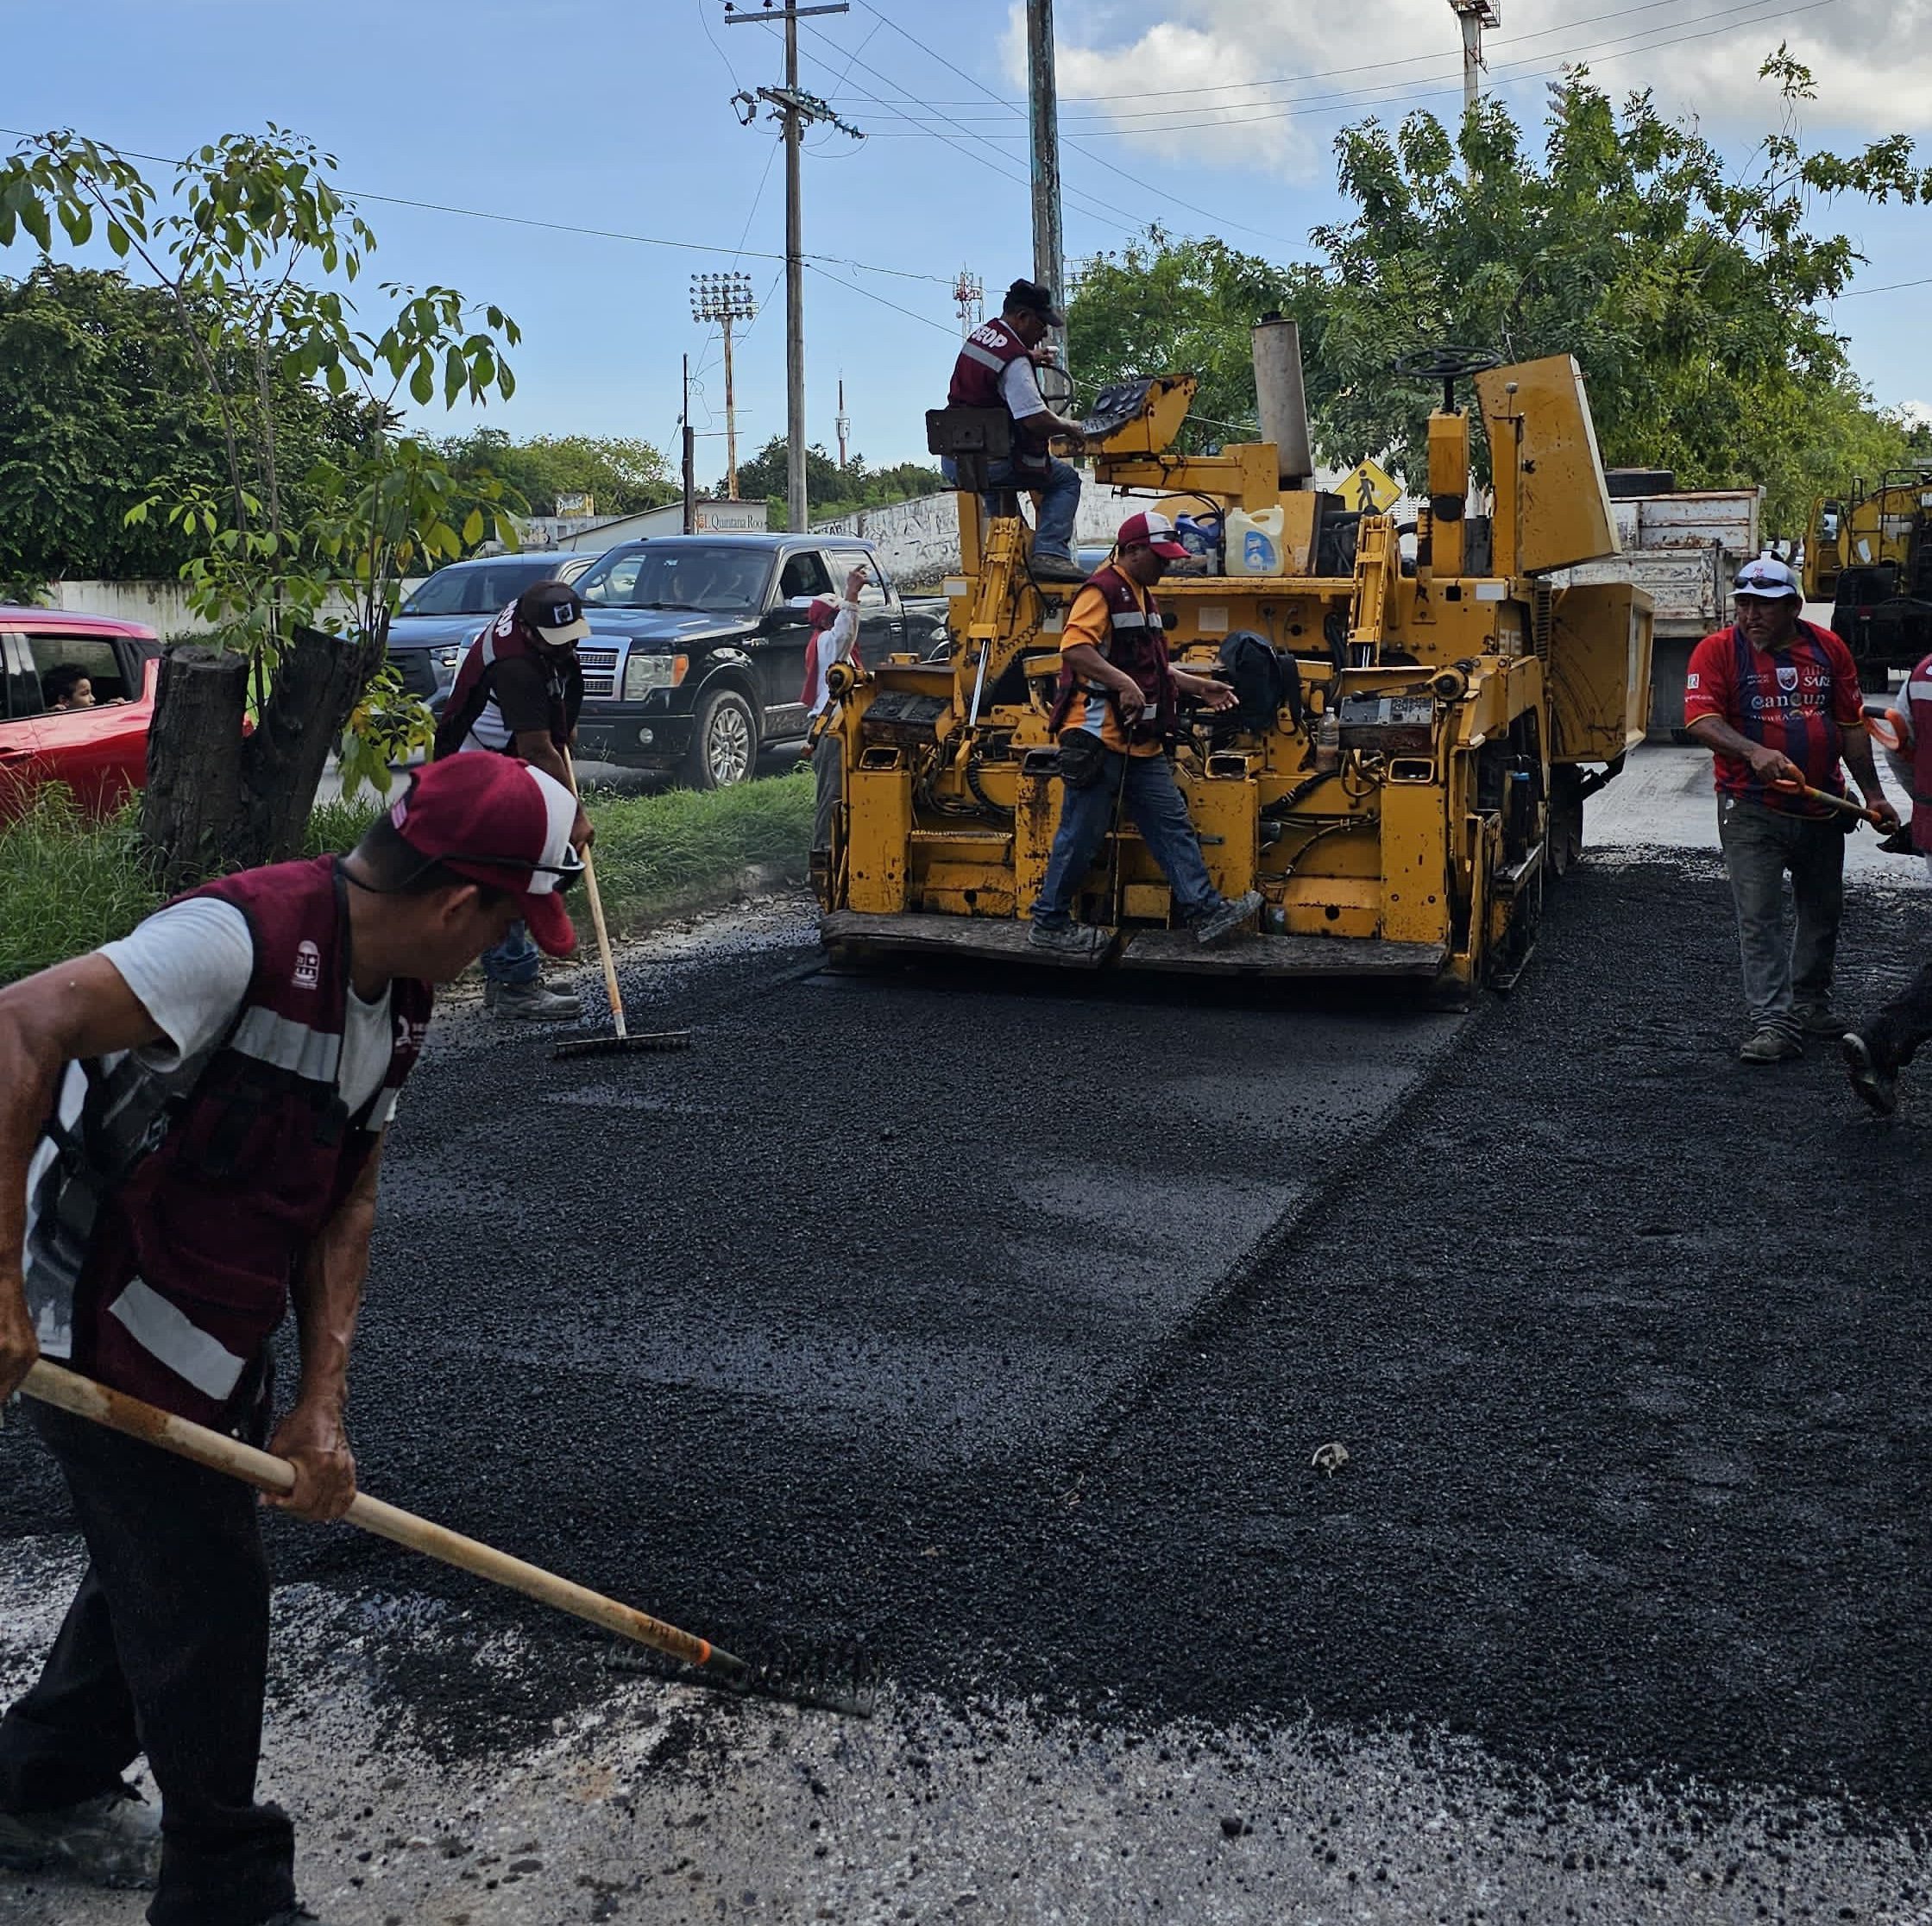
left=1224, top=505, right=1285, bottom=576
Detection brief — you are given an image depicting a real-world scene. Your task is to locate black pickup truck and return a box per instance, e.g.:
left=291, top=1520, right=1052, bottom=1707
left=569, top=533, right=941, bottom=788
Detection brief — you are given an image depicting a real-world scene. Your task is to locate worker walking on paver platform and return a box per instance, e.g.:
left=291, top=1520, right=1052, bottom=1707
left=1844, top=649, right=1932, bottom=1114
left=1683, top=556, right=1899, bottom=1062
left=435, top=578, right=596, bottom=1022
left=0, top=755, right=584, bottom=1926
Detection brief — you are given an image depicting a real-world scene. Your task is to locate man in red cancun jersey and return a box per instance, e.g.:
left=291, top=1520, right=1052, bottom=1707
left=0, top=754, right=582, bottom=1926
left=1683, top=556, right=1899, bottom=1063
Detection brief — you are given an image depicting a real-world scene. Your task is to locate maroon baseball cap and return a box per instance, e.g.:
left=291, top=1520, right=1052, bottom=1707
left=387, top=755, right=582, bottom=956
left=1117, top=509, right=1190, bottom=559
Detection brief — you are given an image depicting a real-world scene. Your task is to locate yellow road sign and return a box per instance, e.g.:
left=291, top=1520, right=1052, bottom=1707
left=1341, top=458, right=1402, bottom=514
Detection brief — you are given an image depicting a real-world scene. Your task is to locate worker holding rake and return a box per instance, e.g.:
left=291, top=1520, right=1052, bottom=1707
left=0, top=753, right=582, bottom=1926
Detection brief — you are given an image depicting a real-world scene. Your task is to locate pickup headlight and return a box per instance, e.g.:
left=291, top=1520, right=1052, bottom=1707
left=622, top=651, right=689, bottom=702
left=434, top=646, right=461, bottom=672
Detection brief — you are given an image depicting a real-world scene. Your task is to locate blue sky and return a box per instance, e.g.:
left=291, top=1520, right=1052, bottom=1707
left=3, top=0, right=1929, bottom=483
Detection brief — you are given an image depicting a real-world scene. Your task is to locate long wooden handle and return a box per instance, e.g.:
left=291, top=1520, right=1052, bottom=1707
left=20, top=1359, right=741, bottom=1683
left=561, top=750, right=626, bottom=1040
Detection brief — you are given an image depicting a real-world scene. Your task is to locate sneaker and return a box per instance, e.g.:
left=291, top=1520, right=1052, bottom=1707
left=260, top=1910, right=330, bottom=1925
left=492, top=981, right=584, bottom=1023
left=1194, top=890, right=1264, bottom=948
left=1794, top=1002, right=1850, bottom=1037
left=0, top=1787, right=161, bottom=1889
left=1738, top=1028, right=1803, bottom=1064
left=1842, top=1032, right=1899, bottom=1116
left=1027, top=920, right=1107, bottom=957
left=1029, top=547, right=1089, bottom=584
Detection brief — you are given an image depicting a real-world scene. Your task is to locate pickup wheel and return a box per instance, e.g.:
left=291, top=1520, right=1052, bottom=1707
left=685, top=687, right=758, bottom=790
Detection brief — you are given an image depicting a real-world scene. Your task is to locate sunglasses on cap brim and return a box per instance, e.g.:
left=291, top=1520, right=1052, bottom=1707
left=431, top=849, right=586, bottom=894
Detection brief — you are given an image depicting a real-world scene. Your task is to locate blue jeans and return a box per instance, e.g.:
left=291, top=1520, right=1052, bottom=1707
left=941, top=453, right=1081, bottom=558
left=1030, top=746, right=1224, bottom=927
left=481, top=919, right=541, bottom=987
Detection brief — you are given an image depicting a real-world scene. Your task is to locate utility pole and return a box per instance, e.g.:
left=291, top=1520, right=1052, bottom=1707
left=835, top=376, right=850, bottom=470
left=952, top=267, right=984, bottom=337
left=1025, top=0, right=1067, bottom=376
left=725, top=1, right=862, bottom=533
left=1447, top=0, right=1499, bottom=119
left=691, top=271, right=758, bottom=500
left=681, top=353, right=695, bottom=534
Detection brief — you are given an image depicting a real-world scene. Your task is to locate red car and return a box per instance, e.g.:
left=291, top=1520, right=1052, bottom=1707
left=0, top=607, right=160, bottom=819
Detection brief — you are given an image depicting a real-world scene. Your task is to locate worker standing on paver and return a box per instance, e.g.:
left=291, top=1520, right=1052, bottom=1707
left=943, top=278, right=1089, bottom=583
left=1028, top=510, right=1262, bottom=956
left=1844, top=651, right=1932, bottom=1113
left=435, top=578, right=596, bottom=1023
left=1683, top=557, right=1899, bottom=1062
left=803, top=563, right=868, bottom=859
left=0, top=754, right=583, bottom=1926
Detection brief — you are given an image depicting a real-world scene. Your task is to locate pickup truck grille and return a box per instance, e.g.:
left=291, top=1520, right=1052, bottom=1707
left=577, top=646, right=620, bottom=699
left=391, top=651, right=439, bottom=700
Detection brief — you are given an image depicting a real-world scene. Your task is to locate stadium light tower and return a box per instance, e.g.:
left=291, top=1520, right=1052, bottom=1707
left=690, top=271, right=759, bottom=500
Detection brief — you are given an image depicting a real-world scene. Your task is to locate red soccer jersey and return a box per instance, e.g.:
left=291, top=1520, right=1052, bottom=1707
left=1682, top=620, right=1864, bottom=817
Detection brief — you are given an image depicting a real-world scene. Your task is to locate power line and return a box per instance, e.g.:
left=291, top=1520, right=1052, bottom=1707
left=0, top=122, right=954, bottom=287
left=844, top=0, right=1301, bottom=250
left=855, top=0, right=1839, bottom=142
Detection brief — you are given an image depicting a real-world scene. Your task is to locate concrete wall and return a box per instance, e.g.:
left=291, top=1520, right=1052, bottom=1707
left=812, top=472, right=1130, bottom=588
left=45, top=581, right=421, bottom=638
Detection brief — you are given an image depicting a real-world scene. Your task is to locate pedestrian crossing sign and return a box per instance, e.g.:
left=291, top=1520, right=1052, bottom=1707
left=1340, top=458, right=1403, bottom=514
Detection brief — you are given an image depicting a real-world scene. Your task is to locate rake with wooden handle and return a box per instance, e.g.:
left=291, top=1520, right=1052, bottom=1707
left=18, top=1359, right=870, bottom=1716
left=550, top=747, right=689, bottom=1061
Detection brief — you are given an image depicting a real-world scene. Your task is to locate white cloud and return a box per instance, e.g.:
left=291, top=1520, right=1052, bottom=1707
left=1009, top=0, right=1932, bottom=190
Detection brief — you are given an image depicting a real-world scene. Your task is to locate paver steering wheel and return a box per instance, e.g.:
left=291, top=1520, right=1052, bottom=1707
left=1392, top=345, right=1503, bottom=413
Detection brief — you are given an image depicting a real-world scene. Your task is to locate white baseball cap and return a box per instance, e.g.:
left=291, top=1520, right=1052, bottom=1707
left=1734, top=557, right=1801, bottom=601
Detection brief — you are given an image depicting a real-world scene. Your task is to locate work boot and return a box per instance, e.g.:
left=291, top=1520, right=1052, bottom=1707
left=1738, top=1028, right=1803, bottom=1064
left=1794, top=1001, right=1850, bottom=1037
left=1029, top=546, right=1088, bottom=584
left=492, top=980, right=583, bottom=1023
left=1027, top=919, right=1107, bottom=958
left=259, top=1910, right=330, bottom=1925
left=1842, top=1032, right=1899, bottom=1116
left=0, top=1787, right=161, bottom=1889
left=1194, top=890, right=1264, bottom=948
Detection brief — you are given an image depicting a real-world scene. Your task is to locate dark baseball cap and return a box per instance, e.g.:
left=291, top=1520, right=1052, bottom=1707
left=387, top=754, right=582, bottom=956
left=1003, top=277, right=1065, bottom=327
left=516, top=579, right=593, bottom=646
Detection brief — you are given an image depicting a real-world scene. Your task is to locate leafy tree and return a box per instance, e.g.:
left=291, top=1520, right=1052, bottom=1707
left=0, top=262, right=376, bottom=589
left=1067, top=57, right=1932, bottom=532
left=724, top=437, right=943, bottom=525
left=437, top=428, right=677, bottom=518
left=0, top=127, right=519, bottom=880
left=1069, top=233, right=1315, bottom=452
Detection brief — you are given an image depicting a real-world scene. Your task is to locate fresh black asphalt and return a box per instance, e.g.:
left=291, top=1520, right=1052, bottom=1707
left=3, top=853, right=1927, bottom=1830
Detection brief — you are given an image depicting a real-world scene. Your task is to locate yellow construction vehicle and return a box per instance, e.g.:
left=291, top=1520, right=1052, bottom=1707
left=1803, top=468, right=1932, bottom=671
left=815, top=333, right=1652, bottom=998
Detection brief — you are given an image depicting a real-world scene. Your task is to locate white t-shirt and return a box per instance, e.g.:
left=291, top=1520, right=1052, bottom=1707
left=99, top=898, right=396, bottom=1117
left=805, top=600, right=860, bottom=716
left=999, top=355, right=1048, bottom=423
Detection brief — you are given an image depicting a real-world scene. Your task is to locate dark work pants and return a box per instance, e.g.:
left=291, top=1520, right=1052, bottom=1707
left=0, top=1403, right=295, bottom=1926
left=1864, top=956, right=1932, bottom=1071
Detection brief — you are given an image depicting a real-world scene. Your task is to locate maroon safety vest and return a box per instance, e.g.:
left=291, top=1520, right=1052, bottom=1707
left=947, top=317, right=1048, bottom=476
left=1048, top=565, right=1179, bottom=746
left=434, top=604, right=582, bottom=762
left=1907, top=650, right=1932, bottom=854
left=22, top=858, right=433, bottom=1427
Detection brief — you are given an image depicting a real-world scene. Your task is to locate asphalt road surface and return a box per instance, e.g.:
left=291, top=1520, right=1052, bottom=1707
left=3, top=794, right=1930, bottom=1923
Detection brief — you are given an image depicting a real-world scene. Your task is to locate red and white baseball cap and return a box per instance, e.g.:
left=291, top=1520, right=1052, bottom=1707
left=387, top=756, right=582, bottom=956
left=1116, top=509, right=1189, bottom=559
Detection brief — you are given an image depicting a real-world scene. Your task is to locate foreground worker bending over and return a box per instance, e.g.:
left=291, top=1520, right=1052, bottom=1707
left=1029, top=510, right=1262, bottom=956
left=1844, top=649, right=1932, bottom=1114
left=0, top=754, right=583, bottom=1926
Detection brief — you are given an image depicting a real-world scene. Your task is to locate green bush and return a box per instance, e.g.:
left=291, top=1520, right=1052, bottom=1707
left=0, top=774, right=812, bottom=985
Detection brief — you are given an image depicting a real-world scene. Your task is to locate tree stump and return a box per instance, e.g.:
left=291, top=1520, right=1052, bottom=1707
left=139, top=645, right=249, bottom=890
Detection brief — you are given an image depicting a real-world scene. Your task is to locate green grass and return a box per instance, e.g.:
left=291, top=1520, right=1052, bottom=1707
left=0, top=773, right=813, bottom=985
